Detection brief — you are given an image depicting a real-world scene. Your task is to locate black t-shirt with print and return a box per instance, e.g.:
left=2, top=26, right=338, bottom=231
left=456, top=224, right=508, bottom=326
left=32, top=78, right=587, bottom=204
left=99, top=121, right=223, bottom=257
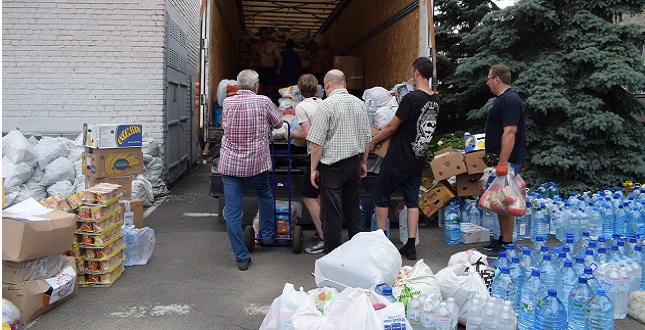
left=384, top=90, right=440, bottom=172
left=485, top=88, right=526, bottom=164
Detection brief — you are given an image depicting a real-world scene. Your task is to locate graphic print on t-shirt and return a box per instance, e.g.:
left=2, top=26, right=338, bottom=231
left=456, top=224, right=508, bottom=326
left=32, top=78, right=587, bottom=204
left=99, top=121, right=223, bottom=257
left=411, top=100, right=439, bottom=157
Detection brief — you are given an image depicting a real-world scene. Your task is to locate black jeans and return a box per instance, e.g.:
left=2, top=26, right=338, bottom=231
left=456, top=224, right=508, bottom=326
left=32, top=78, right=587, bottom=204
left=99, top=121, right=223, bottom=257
left=318, top=155, right=362, bottom=253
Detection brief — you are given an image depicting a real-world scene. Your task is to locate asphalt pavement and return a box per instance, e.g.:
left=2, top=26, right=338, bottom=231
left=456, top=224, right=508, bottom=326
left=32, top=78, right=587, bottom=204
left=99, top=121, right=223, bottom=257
left=24, top=164, right=643, bottom=329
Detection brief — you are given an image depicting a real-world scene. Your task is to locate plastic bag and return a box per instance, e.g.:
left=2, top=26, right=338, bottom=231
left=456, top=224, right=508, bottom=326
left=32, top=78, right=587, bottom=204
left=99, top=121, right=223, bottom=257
left=123, top=226, right=155, bottom=266
left=132, top=175, right=154, bottom=206
left=374, top=102, right=397, bottom=129
left=67, top=145, right=84, bottom=163
left=141, top=137, right=159, bottom=156
left=143, top=157, right=164, bottom=183
left=392, top=259, right=441, bottom=299
left=25, top=180, right=47, bottom=201
left=362, top=87, right=392, bottom=106
left=46, top=180, right=75, bottom=199
left=447, top=249, right=489, bottom=268
left=2, top=130, right=37, bottom=166
left=3, top=156, right=35, bottom=187
left=478, top=172, right=527, bottom=217
left=375, top=300, right=411, bottom=330
left=259, top=283, right=308, bottom=330
left=40, top=156, right=75, bottom=186
left=33, top=137, right=70, bottom=169
left=435, top=264, right=491, bottom=325
left=216, top=79, right=237, bottom=106
left=314, top=230, right=401, bottom=291
left=2, top=298, right=22, bottom=330
left=73, top=175, right=86, bottom=194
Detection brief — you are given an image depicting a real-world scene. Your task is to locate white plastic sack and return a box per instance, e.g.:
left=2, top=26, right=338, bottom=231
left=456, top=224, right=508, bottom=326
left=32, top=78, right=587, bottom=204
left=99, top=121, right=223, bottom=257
left=66, top=145, right=84, bottom=164
left=33, top=137, right=70, bottom=169
left=132, top=175, right=154, bottom=206
left=73, top=160, right=83, bottom=178
left=374, top=103, right=397, bottom=129
left=40, top=157, right=75, bottom=186
left=314, top=230, right=401, bottom=291
left=123, top=226, right=155, bottom=266
left=392, top=259, right=441, bottom=298
left=144, top=157, right=164, bottom=183
left=141, top=137, right=159, bottom=156
left=73, top=176, right=86, bottom=194
left=362, top=87, right=392, bottom=106
left=375, top=300, right=412, bottom=330
left=25, top=180, right=47, bottom=201
left=447, top=249, right=489, bottom=268
left=4, top=184, right=33, bottom=207
left=217, top=79, right=236, bottom=106
left=46, top=180, right=75, bottom=199
left=3, top=156, right=35, bottom=187
left=260, top=283, right=308, bottom=330
left=435, top=264, right=490, bottom=325
left=2, top=130, right=37, bottom=166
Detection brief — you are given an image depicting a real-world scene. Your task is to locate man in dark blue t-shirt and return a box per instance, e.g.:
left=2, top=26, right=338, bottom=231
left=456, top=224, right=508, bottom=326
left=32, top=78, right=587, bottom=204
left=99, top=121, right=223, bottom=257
left=369, top=57, right=440, bottom=260
left=482, top=64, right=526, bottom=256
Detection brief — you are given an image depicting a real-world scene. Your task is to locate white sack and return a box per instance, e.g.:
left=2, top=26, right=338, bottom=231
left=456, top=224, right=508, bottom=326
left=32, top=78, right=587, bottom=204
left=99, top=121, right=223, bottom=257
left=3, top=156, right=35, bottom=187
left=67, top=145, right=84, bottom=164
left=4, top=184, right=33, bottom=207
left=141, top=137, right=159, bottom=156
left=46, top=180, right=75, bottom=199
left=216, top=79, right=236, bottom=107
left=2, top=130, right=37, bottom=166
left=260, top=283, right=308, bottom=330
left=40, top=157, right=75, bottom=186
left=447, top=249, right=489, bottom=268
left=73, top=175, right=86, bottom=193
left=392, top=259, right=442, bottom=299
left=314, top=230, right=401, bottom=291
left=362, top=87, right=392, bottom=106
left=33, top=137, right=69, bottom=169
left=25, top=180, right=47, bottom=201
left=132, top=175, right=154, bottom=206
left=73, top=160, right=83, bottom=178
left=435, top=264, right=491, bottom=325
left=374, top=103, right=397, bottom=130
left=144, top=157, right=164, bottom=183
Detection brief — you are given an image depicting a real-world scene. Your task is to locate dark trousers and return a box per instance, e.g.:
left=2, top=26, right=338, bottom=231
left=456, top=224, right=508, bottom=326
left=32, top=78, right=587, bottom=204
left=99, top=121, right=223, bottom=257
left=318, top=155, right=362, bottom=253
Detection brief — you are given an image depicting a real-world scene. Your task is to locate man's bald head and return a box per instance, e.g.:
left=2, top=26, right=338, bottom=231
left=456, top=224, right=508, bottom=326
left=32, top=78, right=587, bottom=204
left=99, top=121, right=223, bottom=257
left=323, top=69, right=346, bottom=94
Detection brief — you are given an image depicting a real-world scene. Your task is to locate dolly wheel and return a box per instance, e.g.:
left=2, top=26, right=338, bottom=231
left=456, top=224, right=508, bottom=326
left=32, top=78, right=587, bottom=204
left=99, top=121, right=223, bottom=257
left=244, top=226, right=255, bottom=252
left=292, top=225, right=303, bottom=254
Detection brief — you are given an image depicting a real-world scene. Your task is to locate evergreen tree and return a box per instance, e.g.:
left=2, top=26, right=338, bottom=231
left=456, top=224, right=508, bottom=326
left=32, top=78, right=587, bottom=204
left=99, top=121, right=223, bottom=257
left=453, top=0, right=645, bottom=191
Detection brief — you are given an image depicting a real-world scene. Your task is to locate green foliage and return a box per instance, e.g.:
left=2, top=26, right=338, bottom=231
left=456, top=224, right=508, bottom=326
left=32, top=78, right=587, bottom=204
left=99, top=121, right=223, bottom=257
left=449, top=0, right=645, bottom=191
left=426, top=133, right=467, bottom=163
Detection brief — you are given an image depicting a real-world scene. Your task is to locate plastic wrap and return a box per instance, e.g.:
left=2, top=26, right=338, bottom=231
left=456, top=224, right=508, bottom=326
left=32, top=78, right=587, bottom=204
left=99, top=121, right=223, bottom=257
left=123, top=226, right=155, bottom=266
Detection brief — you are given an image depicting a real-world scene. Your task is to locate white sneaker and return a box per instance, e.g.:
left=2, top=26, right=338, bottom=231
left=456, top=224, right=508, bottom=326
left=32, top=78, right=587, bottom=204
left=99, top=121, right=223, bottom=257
left=305, top=240, right=325, bottom=254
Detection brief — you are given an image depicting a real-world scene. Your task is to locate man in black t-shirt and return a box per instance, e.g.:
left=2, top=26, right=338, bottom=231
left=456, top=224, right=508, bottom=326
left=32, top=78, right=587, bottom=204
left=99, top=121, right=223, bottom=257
left=482, top=64, right=526, bottom=257
left=369, top=57, right=440, bottom=260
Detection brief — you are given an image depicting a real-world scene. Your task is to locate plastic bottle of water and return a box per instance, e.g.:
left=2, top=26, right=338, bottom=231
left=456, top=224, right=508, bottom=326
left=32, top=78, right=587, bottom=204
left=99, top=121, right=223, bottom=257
left=607, top=245, right=622, bottom=263
left=625, top=236, right=639, bottom=258
left=407, top=295, right=422, bottom=327
left=558, top=260, right=578, bottom=307
left=444, top=209, right=461, bottom=245
left=539, top=254, right=558, bottom=291
left=568, top=208, right=582, bottom=239
left=421, top=294, right=439, bottom=330
left=481, top=301, right=497, bottom=330
left=398, top=206, right=419, bottom=246
left=509, top=257, right=524, bottom=313
left=375, top=283, right=397, bottom=303
left=583, top=248, right=597, bottom=268
left=597, top=235, right=608, bottom=250
left=535, top=289, right=567, bottom=330
left=582, top=266, right=601, bottom=294
left=492, top=252, right=510, bottom=270
left=434, top=300, right=453, bottom=330
left=498, top=301, right=518, bottom=330
left=596, top=247, right=609, bottom=264
left=520, top=247, right=536, bottom=280
left=634, top=245, right=645, bottom=290
left=615, top=204, right=628, bottom=237
left=609, top=234, right=623, bottom=251
left=601, top=203, right=615, bottom=238
left=585, top=289, right=614, bottom=330
left=561, top=245, right=574, bottom=263
left=551, top=207, right=567, bottom=242
left=518, top=269, right=547, bottom=330
left=628, top=204, right=644, bottom=235
left=567, top=276, right=594, bottom=330
left=468, top=200, right=481, bottom=226
left=531, top=235, right=546, bottom=261
left=531, top=204, right=550, bottom=242
left=548, top=182, right=560, bottom=199
left=625, top=260, right=642, bottom=293
left=616, top=240, right=627, bottom=258
left=516, top=202, right=532, bottom=240
left=573, top=256, right=586, bottom=277
left=504, top=243, right=520, bottom=262
left=491, top=266, right=517, bottom=303
left=466, top=294, right=484, bottom=330
left=371, top=213, right=390, bottom=237
left=600, top=262, right=629, bottom=319
left=447, top=297, right=459, bottom=330
left=589, top=206, right=603, bottom=240
left=482, top=210, right=499, bottom=239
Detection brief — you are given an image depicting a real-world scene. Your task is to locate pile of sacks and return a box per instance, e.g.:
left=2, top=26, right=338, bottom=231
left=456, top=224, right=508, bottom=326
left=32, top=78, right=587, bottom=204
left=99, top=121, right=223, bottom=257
left=2, top=130, right=168, bottom=208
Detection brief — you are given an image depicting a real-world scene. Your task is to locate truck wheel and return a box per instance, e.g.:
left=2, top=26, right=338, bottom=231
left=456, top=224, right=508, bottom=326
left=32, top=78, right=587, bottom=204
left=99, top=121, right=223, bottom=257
left=244, top=226, right=255, bottom=252
left=292, top=225, right=303, bottom=254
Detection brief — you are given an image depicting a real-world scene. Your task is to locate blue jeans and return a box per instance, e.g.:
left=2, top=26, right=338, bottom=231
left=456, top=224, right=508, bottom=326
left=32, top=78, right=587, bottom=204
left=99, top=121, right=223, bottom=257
left=222, top=172, right=275, bottom=262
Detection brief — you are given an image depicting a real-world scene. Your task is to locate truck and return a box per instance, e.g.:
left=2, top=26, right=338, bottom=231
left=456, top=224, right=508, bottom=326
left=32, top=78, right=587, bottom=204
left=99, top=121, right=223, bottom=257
left=202, top=0, right=437, bottom=225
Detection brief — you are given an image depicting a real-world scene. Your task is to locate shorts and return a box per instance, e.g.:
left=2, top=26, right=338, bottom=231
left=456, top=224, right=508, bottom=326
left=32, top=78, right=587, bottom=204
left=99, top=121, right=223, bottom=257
left=302, top=160, right=320, bottom=198
left=372, top=159, right=422, bottom=209
left=255, top=67, right=277, bottom=86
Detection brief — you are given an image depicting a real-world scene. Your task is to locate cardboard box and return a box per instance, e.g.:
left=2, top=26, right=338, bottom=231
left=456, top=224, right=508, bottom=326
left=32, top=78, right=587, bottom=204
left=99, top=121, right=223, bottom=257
left=464, top=150, right=487, bottom=175
left=419, top=185, right=456, bottom=218
left=370, top=126, right=391, bottom=158
left=333, top=56, right=364, bottom=90
left=433, top=147, right=453, bottom=156
left=464, top=133, right=485, bottom=153
left=2, top=256, right=78, bottom=323
left=2, top=209, right=76, bottom=262
left=456, top=173, right=482, bottom=197
left=83, top=123, right=143, bottom=149
left=120, top=199, right=144, bottom=228
left=460, top=223, right=491, bottom=244
left=82, top=147, right=143, bottom=178
left=85, top=176, right=133, bottom=200
left=3, top=254, right=68, bottom=285
left=430, top=151, right=467, bottom=181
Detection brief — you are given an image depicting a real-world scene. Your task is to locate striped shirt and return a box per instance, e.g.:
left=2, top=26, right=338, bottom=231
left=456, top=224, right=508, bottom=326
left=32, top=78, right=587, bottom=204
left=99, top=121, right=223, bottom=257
left=219, top=90, right=282, bottom=177
left=307, top=88, right=371, bottom=165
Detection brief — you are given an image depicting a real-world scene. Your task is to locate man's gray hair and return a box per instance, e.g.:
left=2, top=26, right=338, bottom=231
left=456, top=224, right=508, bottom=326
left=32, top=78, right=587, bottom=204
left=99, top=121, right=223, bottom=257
left=237, top=69, right=259, bottom=90
left=324, top=69, right=345, bottom=84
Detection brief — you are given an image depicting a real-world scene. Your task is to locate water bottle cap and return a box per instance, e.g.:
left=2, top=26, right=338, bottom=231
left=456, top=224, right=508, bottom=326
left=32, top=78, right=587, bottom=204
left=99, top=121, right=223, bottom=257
left=578, top=276, right=588, bottom=283
left=584, top=267, right=593, bottom=274
left=541, top=245, right=549, bottom=252
left=500, top=251, right=507, bottom=258
left=576, top=256, right=584, bottom=263
left=501, top=266, right=510, bottom=274
left=566, top=237, right=574, bottom=244
left=506, top=243, right=515, bottom=250
left=559, top=251, right=567, bottom=258
left=564, top=260, right=572, bottom=267
left=553, top=247, right=561, bottom=254
left=620, top=263, right=625, bottom=267
left=598, top=236, right=606, bottom=241
left=522, top=247, right=531, bottom=255
left=564, top=201, right=570, bottom=206
left=597, top=289, right=606, bottom=295
left=526, top=201, right=532, bottom=206
left=589, top=241, right=597, bottom=248
left=536, top=235, right=544, bottom=241
left=612, top=245, right=618, bottom=251
left=548, top=289, right=557, bottom=296
left=512, top=256, right=520, bottom=263
left=617, top=240, right=625, bottom=246
left=583, top=231, right=590, bottom=237
left=585, top=249, right=594, bottom=256
left=566, top=233, right=574, bottom=237
left=593, top=206, right=599, bottom=211
left=613, top=234, right=621, bottom=239
left=629, top=237, right=638, bottom=243
left=563, top=246, right=571, bottom=253
left=636, top=245, right=642, bottom=251
left=532, top=269, right=541, bottom=277
left=598, top=247, right=606, bottom=253
left=543, top=254, right=551, bottom=261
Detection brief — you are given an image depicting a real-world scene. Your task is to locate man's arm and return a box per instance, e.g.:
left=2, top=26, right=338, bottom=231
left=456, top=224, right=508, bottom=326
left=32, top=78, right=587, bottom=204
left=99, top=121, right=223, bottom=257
left=360, top=143, right=369, bottom=178
left=310, top=143, right=323, bottom=189
left=290, top=121, right=310, bottom=139
left=369, top=116, right=401, bottom=151
left=498, top=125, right=517, bottom=164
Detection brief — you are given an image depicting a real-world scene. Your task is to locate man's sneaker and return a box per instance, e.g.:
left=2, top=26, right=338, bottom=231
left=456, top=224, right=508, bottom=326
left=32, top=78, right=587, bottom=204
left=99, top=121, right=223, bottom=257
left=237, top=257, right=251, bottom=271
left=482, top=239, right=501, bottom=251
left=305, top=240, right=325, bottom=254
left=262, top=232, right=277, bottom=245
left=313, top=232, right=322, bottom=242
left=399, top=245, right=417, bottom=261
left=484, top=243, right=506, bottom=259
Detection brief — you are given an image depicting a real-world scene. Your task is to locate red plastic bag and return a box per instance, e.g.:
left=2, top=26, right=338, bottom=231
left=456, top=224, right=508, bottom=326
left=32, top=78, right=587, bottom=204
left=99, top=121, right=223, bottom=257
left=478, top=173, right=526, bottom=217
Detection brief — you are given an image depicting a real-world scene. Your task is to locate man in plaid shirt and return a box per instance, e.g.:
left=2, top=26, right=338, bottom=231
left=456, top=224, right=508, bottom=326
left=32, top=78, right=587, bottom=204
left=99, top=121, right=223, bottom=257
left=307, top=69, right=371, bottom=253
left=220, top=69, right=283, bottom=271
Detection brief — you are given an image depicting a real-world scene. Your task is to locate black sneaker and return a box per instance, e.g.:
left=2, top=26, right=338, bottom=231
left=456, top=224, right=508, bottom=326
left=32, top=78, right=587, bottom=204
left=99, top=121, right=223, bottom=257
left=484, top=243, right=506, bottom=259
left=237, top=257, right=251, bottom=271
left=313, top=231, right=322, bottom=242
left=399, top=245, right=417, bottom=261
left=482, top=239, right=501, bottom=251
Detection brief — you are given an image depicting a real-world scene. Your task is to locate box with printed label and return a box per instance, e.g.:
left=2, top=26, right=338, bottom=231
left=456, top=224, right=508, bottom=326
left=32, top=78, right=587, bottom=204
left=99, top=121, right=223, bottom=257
left=2, top=256, right=78, bottom=323
left=464, top=150, right=487, bottom=175
left=456, top=173, right=482, bottom=197
left=82, top=147, right=143, bottom=178
left=83, top=123, right=143, bottom=149
left=85, top=176, right=133, bottom=200
left=419, top=185, right=456, bottom=218
left=370, top=126, right=391, bottom=158
left=120, top=199, right=144, bottom=228
left=460, top=223, right=491, bottom=244
left=430, top=151, right=466, bottom=181
left=464, top=133, right=485, bottom=153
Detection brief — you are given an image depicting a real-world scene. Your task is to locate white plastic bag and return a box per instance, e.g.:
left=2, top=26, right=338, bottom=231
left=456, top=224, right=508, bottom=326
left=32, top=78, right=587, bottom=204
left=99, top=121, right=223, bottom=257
left=375, top=301, right=412, bottom=330
left=2, top=130, right=37, bottom=166
left=374, top=103, right=397, bottom=129
left=217, top=79, right=237, bottom=106
left=46, top=180, right=75, bottom=199
left=33, top=137, right=69, bottom=169
left=40, top=157, right=75, bottom=186
left=66, top=145, right=84, bottom=164
left=362, top=87, right=392, bottom=106
left=143, top=157, right=164, bottom=183
left=141, top=137, right=159, bottom=156
left=123, top=226, right=155, bottom=266
left=3, top=156, right=35, bottom=187
left=447, top=249, right=489, bottom=268
left=73, top=176, right=86, bottom=194
left=314, top=230, right=401, bottom=291
left=132, top=175, right=154, bottom=206
left=435, top=264, right=491, bottom=325
left=392, top=259, right=441, bottom=298
left=260, top=283, right=308, bottom=330
left=25, top=180, right=47, bottom=201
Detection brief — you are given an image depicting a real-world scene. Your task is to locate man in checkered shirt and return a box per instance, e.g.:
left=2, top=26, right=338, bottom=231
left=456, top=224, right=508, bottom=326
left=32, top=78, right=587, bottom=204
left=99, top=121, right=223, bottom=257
left=220, top=69, right=283, bottom=271
left=307, top=69, right=371, bottom=253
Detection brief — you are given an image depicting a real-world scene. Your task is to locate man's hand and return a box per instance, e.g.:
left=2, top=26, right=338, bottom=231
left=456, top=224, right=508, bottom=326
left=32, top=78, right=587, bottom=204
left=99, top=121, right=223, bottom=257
left=496, top=162, right=508, bottom=177
left=310, top=169, right=319, bottom=189
left=360, top=164, right=367, bottom=178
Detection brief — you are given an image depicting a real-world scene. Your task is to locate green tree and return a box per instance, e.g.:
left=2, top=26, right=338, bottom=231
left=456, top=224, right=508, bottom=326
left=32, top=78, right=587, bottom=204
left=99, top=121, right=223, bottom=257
left=453, top=0, right=645, bottom=191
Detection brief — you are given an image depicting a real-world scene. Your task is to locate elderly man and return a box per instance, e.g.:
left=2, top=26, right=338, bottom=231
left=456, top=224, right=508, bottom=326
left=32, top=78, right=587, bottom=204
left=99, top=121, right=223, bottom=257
left=220, top=69, right=283, bottom=271
left=307, top=69, right=371, bottom=253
